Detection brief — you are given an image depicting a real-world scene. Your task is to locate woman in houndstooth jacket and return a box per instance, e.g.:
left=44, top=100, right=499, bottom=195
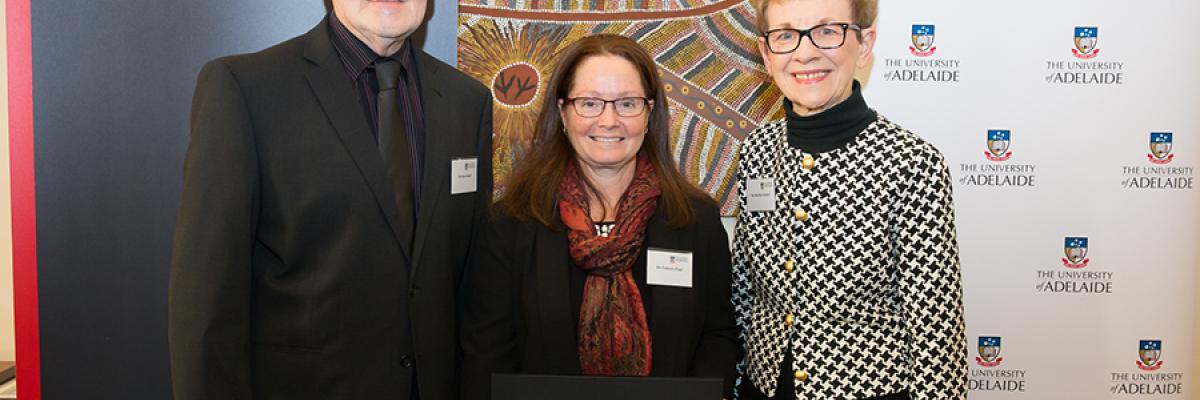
left=732, top=0, right=968, bottom=399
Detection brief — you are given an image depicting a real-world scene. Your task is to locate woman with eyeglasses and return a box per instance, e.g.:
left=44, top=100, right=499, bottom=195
left=732, top=0, right=967, bottom=399
left=460, top=34, right=741, bottom=400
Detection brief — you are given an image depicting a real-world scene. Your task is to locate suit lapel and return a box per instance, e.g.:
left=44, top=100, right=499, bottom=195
left=301, top=20, right=412, bottom=261
left=409, top=51, right=454, bottom=281
left=646, top=206, right=693, bottom=376
left=534, top=218, right=584, bottom=374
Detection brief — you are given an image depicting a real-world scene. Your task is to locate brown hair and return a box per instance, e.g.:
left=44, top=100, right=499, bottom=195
left=753, top=0, right=878, bottom=35
left=495, top=34, right=712, bottom=228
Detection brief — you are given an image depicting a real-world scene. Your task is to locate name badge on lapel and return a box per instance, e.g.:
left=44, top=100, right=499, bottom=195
left=744, top=178, right=776, bottom=212
left=450, top=157, right=478, bottom=195
left=646, top=247, right=693, bottom=288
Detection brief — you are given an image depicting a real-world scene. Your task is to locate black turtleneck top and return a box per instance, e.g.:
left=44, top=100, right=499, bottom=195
left=784, top=80, right=877, bottom=153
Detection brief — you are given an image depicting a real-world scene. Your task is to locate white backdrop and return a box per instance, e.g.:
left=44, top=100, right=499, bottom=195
left=858, top=1, right=1198, bottom=398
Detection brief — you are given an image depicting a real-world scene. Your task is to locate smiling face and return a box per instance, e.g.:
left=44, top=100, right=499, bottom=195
left=758, top=0, right=875, bottom=116
left=332, top=0, right=427, bottom=56
left=559, top=54, right=651, bottom=175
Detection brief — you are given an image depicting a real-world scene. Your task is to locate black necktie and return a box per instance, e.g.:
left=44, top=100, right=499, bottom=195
left=375, top=59, right=415, bottom=246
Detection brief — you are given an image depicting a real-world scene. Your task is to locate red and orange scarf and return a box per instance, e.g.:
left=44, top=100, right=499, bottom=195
left=558, top=156, right=660, bottom=376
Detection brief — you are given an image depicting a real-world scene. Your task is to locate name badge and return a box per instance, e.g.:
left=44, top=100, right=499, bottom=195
left=744, top=178, right=776, bottom=212
left=450, top=157, right=478, bottom=195
left=646, top=247, right=693, bottom=288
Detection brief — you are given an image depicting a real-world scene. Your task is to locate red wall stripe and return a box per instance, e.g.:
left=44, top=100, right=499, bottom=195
left=7, top=0, right=40, bottom=397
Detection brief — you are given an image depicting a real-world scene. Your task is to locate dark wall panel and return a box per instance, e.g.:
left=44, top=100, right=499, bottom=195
left=32, top=2, right=324, bottom=398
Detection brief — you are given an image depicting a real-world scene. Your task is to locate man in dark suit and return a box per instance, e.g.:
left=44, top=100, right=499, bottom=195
left=167, top=0, right=492, bottom=398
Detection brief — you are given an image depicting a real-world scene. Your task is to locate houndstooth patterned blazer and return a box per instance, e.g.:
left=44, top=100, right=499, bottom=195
left=732, top=116, right=967, bottom=400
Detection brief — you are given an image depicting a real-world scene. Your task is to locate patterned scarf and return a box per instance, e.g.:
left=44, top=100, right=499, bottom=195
left=558, top=155, right=660, bottom=376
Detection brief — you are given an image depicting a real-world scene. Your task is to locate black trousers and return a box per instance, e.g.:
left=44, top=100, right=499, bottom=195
left=737, top=351, right=911, bottom=400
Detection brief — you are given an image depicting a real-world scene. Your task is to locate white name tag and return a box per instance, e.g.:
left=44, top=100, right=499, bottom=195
left=450, top=157, right=478, bottom=195
left=744, top=178, right=776, bottom=212
left=646, top=248, right=693, bottom=288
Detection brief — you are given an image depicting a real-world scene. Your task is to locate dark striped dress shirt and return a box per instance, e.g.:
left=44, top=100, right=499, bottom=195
left=328, top=12, right=426, bottom=207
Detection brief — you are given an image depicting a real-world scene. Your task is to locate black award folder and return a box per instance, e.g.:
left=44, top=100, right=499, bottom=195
left=491, top=373, right=723, bottom=400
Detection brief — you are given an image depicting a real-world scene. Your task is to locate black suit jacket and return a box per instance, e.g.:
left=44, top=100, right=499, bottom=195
left=460, top=199, right=741, bottom=400
left=168, top=18, right=493, bottom=400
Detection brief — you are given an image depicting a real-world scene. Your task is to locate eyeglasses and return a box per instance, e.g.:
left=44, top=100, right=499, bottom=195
left=763, top=22, right=862, bottom=54
left=563, top=97, right=651, bottom=117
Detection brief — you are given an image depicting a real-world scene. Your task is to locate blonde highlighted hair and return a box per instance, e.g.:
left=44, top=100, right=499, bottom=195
left=752, top=0, right=878, bottom=35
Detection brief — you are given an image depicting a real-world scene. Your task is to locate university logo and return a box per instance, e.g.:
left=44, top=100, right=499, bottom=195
left=1148, top=132, right=1174, bottom=164
left=1073, top=26, right=1099, bottom=59
left=985, top=130, right=1012, bottom=161
left=910, top=25, right=936, bottom=57
left=1137, top=340, right=1163, bottom=371
left=1062, top=237, right=1089, bottom=268
left=976, top=336, right=1003, bottom=367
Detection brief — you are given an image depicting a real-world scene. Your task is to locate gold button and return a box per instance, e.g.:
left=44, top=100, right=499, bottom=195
left=785, top=313, right=794, bottom=326
left=793, top=209, right=809, bottom=221
left=785, top=259, right=795, bottom=273
left=801, top=155, right=815, bottom=170
left=794, top=370, right=809, bottom=382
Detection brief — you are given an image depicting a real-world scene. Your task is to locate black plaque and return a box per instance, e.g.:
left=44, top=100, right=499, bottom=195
left=492, top=374, right=723, bottom=400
